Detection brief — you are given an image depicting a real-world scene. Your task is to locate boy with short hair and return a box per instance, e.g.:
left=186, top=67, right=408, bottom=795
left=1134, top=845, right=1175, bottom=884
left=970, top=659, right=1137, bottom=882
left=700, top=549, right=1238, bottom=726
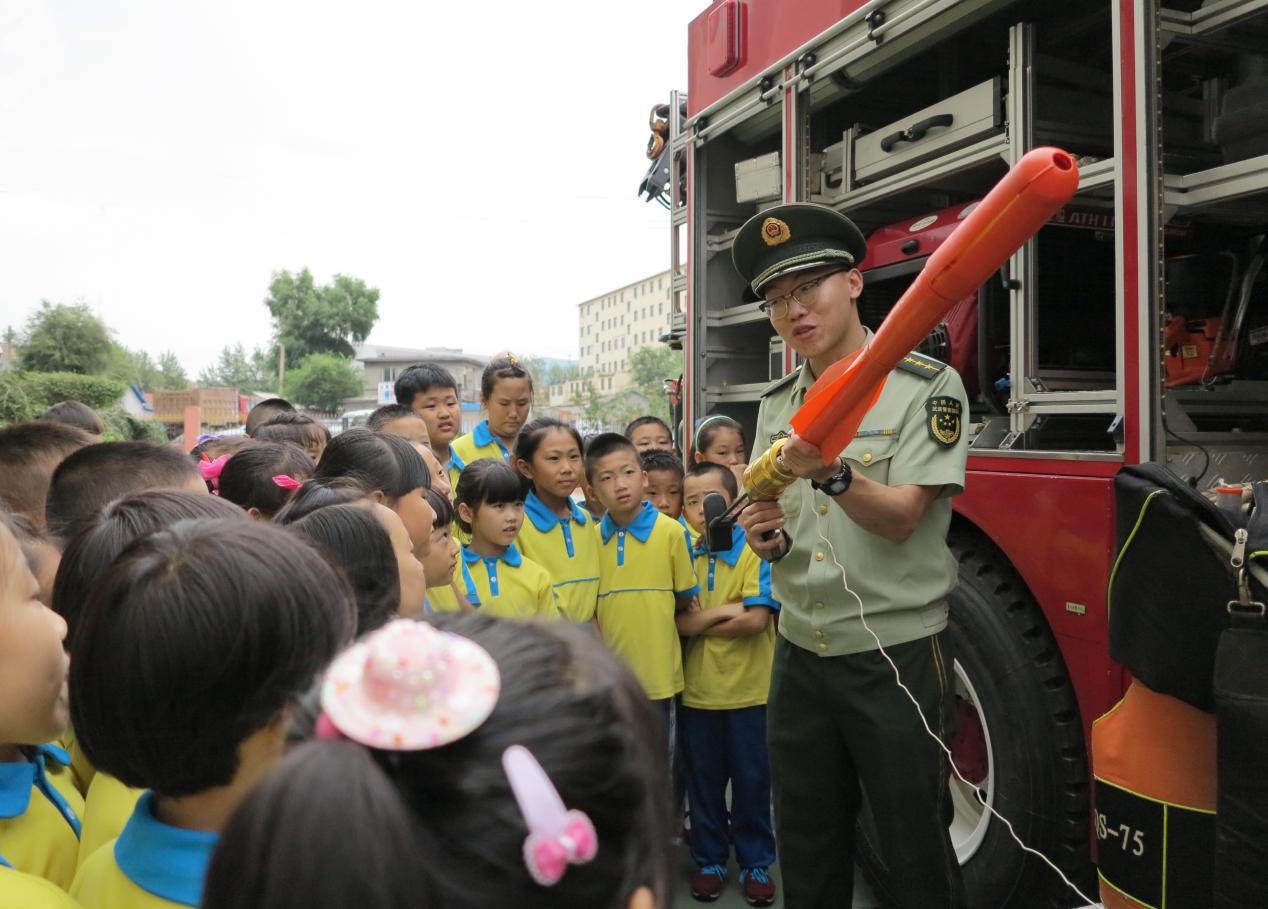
left=586, top=433, right=698, bottom=716
left=676, top=461, right=780, bottom=905
left=626, top=415, right=675, bottom=453
left=45, top=442, right=205, bottom=541
left=640, top=450, right=685, bottom=521
left=366, top=404, right=430, bottom=446
left=244, top=398, right=295, bottom=437
left=0, top=422, right=94, bottom=531
left=394, top=365, right=464, bottom=490
left=253, top=412, right=331, bottom=463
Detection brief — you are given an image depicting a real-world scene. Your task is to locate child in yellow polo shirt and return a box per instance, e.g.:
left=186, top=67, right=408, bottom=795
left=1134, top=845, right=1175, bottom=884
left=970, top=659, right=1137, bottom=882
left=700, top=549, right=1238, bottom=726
left=450, top=355, right=533, bottom=468
left=68, top=522, right=354, bottom=908
left=420, top=489, right=473, bottom=614
left=0, top=862, right=82, bottom=908
left=454, top=460, right=559, bottom=620
left=676, top=462, right=779, bottom=904
left=394, top=363, right=466, bottom=491
left=0, top=513, right=82, bottom=890
left=585, top=433, right=698, bottom=716
left=513, top=418, right=600, bottom=623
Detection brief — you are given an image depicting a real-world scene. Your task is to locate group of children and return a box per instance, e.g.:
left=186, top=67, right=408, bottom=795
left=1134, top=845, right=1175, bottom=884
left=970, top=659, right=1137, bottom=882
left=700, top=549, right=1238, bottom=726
left=0, top=354, right=780, bottom=908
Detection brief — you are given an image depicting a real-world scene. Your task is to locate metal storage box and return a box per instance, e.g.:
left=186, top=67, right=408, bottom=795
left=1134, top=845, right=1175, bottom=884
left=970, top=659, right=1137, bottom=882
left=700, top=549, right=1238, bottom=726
left=853, top=77, right=1003, bottom=184
left=735, top=151, right=783, bottom=203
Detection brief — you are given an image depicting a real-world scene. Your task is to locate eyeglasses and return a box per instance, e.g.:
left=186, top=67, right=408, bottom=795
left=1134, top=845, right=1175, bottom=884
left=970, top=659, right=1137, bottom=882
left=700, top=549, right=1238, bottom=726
left=757, top=268, right=851, bottom=320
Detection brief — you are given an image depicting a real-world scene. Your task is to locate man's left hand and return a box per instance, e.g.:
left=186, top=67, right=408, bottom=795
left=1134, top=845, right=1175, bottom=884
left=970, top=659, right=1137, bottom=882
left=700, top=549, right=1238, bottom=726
left=782, top=434, right=840, bottom=483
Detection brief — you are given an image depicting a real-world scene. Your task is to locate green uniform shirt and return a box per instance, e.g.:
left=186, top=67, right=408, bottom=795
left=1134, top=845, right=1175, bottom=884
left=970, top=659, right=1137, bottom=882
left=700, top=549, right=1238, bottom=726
left=754, top=348, right=969, bottom=657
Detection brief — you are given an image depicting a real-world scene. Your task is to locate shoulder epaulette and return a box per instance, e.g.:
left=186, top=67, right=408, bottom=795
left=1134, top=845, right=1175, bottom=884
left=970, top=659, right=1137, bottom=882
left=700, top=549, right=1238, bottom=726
left=759, top=369, right=800, bottom=398
left=895, top=352, right=947, bottom=380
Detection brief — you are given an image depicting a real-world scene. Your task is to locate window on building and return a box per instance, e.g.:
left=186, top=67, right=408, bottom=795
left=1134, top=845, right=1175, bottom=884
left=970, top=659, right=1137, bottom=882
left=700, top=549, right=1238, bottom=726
left=383, top=367, right=397, bottom=382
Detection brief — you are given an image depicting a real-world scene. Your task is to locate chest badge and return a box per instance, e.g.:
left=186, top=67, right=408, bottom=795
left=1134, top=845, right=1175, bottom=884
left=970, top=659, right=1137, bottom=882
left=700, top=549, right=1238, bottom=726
left=926, top=396, right=962, bottom=448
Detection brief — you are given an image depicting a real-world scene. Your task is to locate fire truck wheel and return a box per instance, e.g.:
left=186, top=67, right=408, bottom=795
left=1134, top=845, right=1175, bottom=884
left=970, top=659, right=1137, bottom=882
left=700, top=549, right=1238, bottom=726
left=855, top=529, right=1093, bottom=908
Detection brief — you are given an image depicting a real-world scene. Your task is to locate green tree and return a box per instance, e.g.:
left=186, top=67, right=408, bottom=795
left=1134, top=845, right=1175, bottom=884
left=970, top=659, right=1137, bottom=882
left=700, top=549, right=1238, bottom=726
left=628, top=345, right=683, bottom=424
left=283, top=354, right=363, bottom=412
left=19, top=301, right=112, bottom=375
left=155, top=351, right=189, bottom=390
left=265, top=268, right=379, bottom=363
left=198, top=343, right=272, bottom=391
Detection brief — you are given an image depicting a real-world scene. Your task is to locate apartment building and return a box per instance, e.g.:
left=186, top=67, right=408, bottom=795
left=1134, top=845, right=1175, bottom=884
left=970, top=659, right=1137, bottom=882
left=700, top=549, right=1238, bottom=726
left=579, top=270, right=672, bottom=390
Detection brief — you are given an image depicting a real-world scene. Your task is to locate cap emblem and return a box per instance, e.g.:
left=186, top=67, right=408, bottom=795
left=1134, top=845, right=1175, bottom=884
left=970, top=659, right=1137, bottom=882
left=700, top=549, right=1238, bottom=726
left=761, top=217, right=792, bottom=247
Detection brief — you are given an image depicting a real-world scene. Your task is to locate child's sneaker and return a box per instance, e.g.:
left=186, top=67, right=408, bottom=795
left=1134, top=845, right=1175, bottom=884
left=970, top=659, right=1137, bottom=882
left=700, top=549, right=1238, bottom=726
left=689, top=864, right=727, bottom=902
left=739, top=867, right=776, bottom=906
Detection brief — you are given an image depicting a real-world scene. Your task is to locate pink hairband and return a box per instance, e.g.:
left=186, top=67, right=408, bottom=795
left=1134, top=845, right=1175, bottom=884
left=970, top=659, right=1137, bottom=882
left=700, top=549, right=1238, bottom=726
left=198, top=454, right=230, bottom=494
left=317, top=620, right=598, bottom=887
left=272, top=475, right=302, bottom=490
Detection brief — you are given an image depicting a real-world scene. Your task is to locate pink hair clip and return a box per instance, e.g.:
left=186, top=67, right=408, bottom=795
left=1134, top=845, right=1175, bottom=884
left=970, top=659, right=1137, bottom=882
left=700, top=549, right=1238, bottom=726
left=272, top=474, right=303, bottom=490
left=320, top=619, right=500, bottom=751
left=502, top=745, right=598, bottom=887
left=198, top=454, right=230, bottom=494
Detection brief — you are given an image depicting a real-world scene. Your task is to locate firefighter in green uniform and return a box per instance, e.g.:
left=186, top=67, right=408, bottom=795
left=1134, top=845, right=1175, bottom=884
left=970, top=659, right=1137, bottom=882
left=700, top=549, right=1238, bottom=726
left=733, top=203, right=969, bottom=909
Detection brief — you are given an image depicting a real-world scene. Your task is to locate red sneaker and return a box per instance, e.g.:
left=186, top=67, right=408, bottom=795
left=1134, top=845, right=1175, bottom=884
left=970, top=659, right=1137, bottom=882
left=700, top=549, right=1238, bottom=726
left=689, top=865, right=727, bottom=902
left=739, top=867, right=776, bottom=906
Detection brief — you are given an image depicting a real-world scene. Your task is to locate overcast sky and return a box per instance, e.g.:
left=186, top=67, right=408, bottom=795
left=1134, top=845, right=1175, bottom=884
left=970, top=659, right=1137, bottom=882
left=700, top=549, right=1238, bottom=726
left=0, top=1, right=691, bottom=373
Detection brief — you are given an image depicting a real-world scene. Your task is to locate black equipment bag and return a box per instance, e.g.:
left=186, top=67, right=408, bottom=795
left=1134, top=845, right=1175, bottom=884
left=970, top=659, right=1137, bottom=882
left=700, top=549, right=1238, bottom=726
left=1213, top=482, right=1268, bottom=909
left=1109, top=464, right=1265, bottom=711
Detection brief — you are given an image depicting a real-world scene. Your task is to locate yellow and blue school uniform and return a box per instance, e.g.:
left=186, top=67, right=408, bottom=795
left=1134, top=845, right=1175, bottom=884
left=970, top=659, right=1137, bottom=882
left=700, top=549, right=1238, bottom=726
left=459, top=543, right=560, bottom=620
left=0, top=743, right=84, bottom=889
left=517, top=491, right=600, bottom=623
left=595, top=501, right=699, bottom=701
left=78, top=773, right=143, bottom=868
left=440, top=446, right=466, bottom=498
left=0, top=862, right=83, bottom=908
left=680, top=524, right=779, bottom=872
left=449, top=420, right=510, bottom=468
left=70, top=792, right=217, bottom=909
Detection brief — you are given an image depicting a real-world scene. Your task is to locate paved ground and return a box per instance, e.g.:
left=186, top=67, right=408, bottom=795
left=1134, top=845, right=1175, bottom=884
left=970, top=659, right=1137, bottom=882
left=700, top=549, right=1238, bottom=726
left=670, top=850, right=884, bottom=908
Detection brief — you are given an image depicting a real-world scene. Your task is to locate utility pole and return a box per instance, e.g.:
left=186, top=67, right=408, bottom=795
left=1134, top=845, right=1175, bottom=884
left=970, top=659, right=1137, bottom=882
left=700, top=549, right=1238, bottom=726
left=277, top=343, right=286, bottom=396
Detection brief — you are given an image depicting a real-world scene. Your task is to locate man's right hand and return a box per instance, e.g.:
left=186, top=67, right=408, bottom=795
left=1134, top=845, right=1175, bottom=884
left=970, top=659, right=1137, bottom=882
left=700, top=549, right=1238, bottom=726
left=739, top=499, right=787, bottom=559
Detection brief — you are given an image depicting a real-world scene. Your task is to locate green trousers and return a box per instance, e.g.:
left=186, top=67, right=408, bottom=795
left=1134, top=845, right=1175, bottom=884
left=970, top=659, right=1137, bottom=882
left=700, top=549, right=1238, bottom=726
left=768, top=632, right=967, bottom=909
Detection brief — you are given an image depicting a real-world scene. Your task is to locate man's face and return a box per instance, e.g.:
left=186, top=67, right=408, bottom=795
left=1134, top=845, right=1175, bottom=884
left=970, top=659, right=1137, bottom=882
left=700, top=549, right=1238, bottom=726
left=763, top=266, right=863, bottom=362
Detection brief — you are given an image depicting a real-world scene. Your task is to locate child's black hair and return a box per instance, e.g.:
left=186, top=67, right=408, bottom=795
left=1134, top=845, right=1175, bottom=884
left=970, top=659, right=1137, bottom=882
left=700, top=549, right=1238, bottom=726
left=453, top=459, right=525, bottom=535
left=624, top=415, right=671, bottom=441
left=479, top=355, right=533, bottom=401
left=218, top=442, right=316, bottom=518
left=366, top=404, right=424, bottom=432
left=314, top=428, right=430, bottom=501
left=393, top=364, right=458, bottom=408
left=513, top=417, right=583, bottom=469
left=52, top=490, right=248, bottom=645
left=204, top=741, right=434, bottom=909
left=694, top=414, right=744, bottom=454
left=582, top=432, right=639, bottom=483
left=245, top=398, right=296, bottom=436
left=207, top=614, right=673, bottom=909
left=189, top=435, right=252, bottom=467
left=254, top=412, right=331, bottom=450
left=70, top=520, right=356, bottom=797
left=39, top=400, right=104, bottom=436
left=685, top=461, right=739, bottom=500
left=0, top=421, right=94, bottom=529
left=288, top=504, right=400, bottom=637
left=639, top=449, right=684, bottom=479
left=45, top=441, right=201, bottom=540
left=274, top=477, right=371, bottom=525
left=424, top=487, right=455, bottom=529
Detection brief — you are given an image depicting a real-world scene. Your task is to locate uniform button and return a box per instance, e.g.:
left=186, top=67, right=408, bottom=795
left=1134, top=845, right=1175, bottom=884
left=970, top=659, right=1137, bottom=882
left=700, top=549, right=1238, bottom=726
left=815, top=551, right=825, bottom=561
left=862, top=452, right=873, bottom=463
left=817, top=643, right=828, bottom=652
left=818, top=504, right=829, bottom=515
left=814, top=630, right=824, bottom=638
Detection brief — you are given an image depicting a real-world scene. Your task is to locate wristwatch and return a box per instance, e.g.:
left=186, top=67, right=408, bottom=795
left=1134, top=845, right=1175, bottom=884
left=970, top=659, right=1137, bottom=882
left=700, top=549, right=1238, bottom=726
left=810, top=458, right=853, bottom=496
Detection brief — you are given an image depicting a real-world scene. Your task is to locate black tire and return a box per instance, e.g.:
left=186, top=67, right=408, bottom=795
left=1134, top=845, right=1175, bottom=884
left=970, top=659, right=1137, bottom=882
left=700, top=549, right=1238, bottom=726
left=856, top=528, right=1093, bottom=908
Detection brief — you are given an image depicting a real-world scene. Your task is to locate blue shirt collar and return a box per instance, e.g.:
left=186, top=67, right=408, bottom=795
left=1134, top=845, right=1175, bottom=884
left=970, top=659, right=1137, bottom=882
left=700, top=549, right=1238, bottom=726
left=600, top=500, right=659, bottom=545
left=693, top=523, right=747, bottom=567
left=461, top=542, right=523, bottom=568
left=446, top=448, right=466, bottom=472
left=114, top=792, right=218, bottom=907
left=0, top=744, right=70, bottom=819
left=472, top=420, right=510, bottom=458
left=524, top=490, right=588, bottom=533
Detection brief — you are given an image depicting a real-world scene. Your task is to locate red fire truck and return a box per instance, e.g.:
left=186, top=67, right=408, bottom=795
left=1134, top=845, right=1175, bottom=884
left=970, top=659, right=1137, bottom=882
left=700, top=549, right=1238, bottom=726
left=648, top=1, right=1268, bottom=905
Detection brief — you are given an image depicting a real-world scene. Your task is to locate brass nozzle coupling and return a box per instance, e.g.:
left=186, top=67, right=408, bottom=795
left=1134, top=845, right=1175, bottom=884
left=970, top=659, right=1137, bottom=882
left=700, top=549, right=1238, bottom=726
left=742, top=437, right=798, bottom=502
